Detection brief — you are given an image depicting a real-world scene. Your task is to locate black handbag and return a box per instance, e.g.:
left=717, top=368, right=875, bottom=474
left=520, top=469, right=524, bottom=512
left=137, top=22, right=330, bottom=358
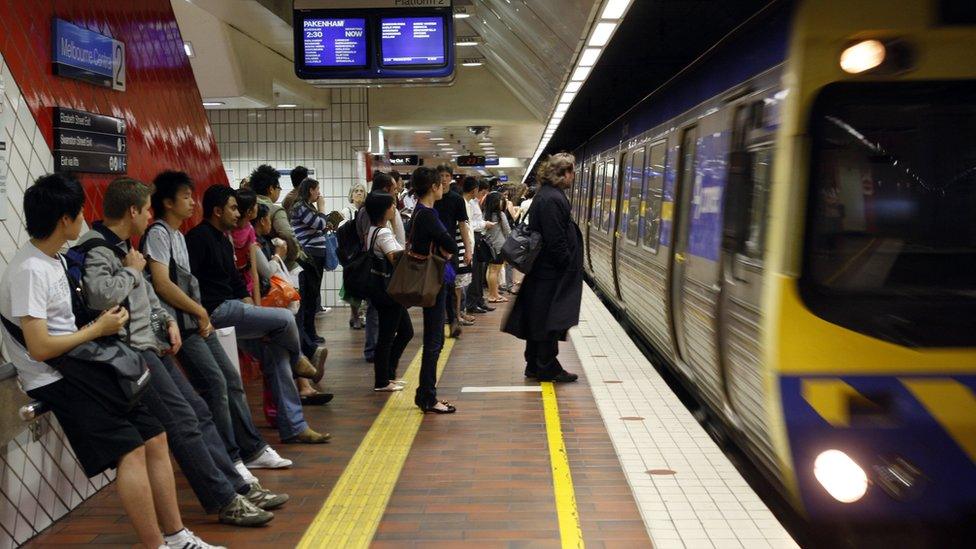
left=501, top=220, right=543, bottom=274
left=343, top=229, right=379, bottom=300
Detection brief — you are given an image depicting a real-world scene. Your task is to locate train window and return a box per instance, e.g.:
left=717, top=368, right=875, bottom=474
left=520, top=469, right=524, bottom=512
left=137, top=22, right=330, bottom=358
left=577, top=163, right=588, bottom=223
left=743, top=147, right=773, bottom=259
left=641, top=142, right=667, bottom=251
left=625, top=148, right=646, bottom=244
left=603, top=159, right=616, bottom=232
left=592, top=161, right=605, bottom=228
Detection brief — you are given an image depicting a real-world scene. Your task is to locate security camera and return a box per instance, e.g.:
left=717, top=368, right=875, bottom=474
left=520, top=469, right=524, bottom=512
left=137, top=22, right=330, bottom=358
left=467, top=126, right=490, bottom=136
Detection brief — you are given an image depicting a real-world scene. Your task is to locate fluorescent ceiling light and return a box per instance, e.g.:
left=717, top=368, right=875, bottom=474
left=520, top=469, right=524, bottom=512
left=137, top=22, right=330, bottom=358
left=554, top=104, right=569, bottom=115
left=414, top=130, right=431, bottom=134
left=589, top=22, right=617, bottom=47
left=571, top=65, right=592, bottom=81
left=203, top=101, right=224, bottom=107
left=455, top=41, right=478, bottom=47
left=462, top=61, right=483, bottom=67
left=277, top=104, right=297, bottom=108
left=560, top=91, right=576, bottom=103
left=429, top=137, right=444, bottom=141
left=454, top=13, right=470, bottom=19
left=565, top=81, right=582, bottom=93
left=602, top=0, right=631, bottom=20
left=183, top=42, right=194, bottom=57
left=578, top=48, right=600, bottom=67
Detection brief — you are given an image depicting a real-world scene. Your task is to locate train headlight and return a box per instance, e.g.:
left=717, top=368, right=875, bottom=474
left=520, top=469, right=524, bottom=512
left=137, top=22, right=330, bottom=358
left=840, top=40, right=886, bottom=74
left=814, top=449, right=868, bottom=503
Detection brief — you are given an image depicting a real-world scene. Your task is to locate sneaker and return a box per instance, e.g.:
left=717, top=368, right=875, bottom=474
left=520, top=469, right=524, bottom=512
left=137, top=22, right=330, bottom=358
left=245, top=482, right=289, bottom=510
left=234, top=461, right=258, bottom=484
left=312, top=347, right=328, bottom=383
left=164, top=528, right=227, bottom=548
left=217, top=494, right=273, bottom=527
left=283, top=427, right=331, bottom=444
left=244, top=447, right=293, bottom=469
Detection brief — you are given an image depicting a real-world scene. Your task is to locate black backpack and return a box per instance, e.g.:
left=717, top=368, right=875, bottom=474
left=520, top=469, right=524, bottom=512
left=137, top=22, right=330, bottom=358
left=64, top=238, right=130, bottom=331
left=335, top=209, right=363, bottom=266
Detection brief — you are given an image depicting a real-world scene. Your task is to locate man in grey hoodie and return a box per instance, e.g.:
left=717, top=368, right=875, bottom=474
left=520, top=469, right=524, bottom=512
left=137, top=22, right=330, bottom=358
left=77, top=177, right=287, bottom=526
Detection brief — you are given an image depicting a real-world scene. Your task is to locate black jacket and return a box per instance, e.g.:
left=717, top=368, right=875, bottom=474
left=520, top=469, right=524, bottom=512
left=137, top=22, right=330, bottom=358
left=502, top=184, right=583, bottom=341
left=185, top=221, right=249, bottom=313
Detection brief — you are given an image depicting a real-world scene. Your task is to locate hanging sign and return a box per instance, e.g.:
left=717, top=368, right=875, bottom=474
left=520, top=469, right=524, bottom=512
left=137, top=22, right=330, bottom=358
left=389, top=153, right=419, bottom=166
left=52, top=18, right=126, bottom=91
left=53, top=108, right=127, bottom=174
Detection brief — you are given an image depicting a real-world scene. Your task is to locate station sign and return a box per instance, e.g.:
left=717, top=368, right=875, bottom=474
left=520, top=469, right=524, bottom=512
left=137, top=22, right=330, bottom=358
left=293, top=0, right=455, bottom=85
left=53, top=108, right=127, bottom=174
left=456, top=154, right=486, bottom=167
left=484, top=157, right=499, bottom=166
left=52, top=19, right=125, bottom=91
left=389, top=153, right=419, bottom=166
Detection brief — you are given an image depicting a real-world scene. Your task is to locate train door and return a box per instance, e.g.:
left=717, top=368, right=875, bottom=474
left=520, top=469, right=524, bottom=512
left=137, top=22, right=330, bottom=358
left=718, top=100, right=775, bottom=440
left=668, top=126, right=698, bottom=367
left=609, top=152, right=629, bottom=301
left=585, top=162, right=602, bottom=272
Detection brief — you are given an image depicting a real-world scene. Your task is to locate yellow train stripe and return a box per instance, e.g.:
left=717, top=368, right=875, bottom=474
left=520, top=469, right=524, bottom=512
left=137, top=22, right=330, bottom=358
left=902, top=379, right=976, bottom=463
left=541, top=382, right=585, bottom=549
left=801, top=378, right=874, bottom=427
left=297, top=338, right=456, bottom=549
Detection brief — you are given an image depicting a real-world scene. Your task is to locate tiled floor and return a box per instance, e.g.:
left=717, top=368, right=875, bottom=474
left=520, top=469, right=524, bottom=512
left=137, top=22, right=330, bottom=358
left=570, top=285, right=800, bottom=549
left=22, top=286, right=799, bottom=548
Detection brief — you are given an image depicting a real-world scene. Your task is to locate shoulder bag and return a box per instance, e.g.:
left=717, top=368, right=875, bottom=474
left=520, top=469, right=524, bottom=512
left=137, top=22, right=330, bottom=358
left=387, top=208, right=446, bottom=308
left=501, top=205, right=543, bottom=274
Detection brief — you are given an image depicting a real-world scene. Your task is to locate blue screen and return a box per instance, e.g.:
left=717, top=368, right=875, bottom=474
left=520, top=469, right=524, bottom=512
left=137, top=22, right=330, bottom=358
left=302, top=18, right=367, bottom=67
left=380, top=17, right=446, bottom=66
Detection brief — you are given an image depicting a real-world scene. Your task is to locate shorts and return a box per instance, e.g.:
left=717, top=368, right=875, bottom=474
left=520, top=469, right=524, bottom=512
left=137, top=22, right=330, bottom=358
left=27, top=378, right=164, bottom=478
left=456, top=273, right=472, bottom=289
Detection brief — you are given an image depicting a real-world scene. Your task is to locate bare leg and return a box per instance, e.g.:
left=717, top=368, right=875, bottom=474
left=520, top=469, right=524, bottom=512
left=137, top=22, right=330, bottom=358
left=115, top=446, right=164, bottom=548
left=487, top=264, right=501, bottom=300
left=297, top=376, right=319, bottom=397
left=454, top=287, right=463, bottom=319
left=143, top=433, right=184, bottom=535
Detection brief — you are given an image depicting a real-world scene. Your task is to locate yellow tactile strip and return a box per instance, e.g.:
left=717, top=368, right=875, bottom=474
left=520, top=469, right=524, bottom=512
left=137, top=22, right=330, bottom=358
left=542, top=381, right=585, bottom=549
left=297, top=339, right=455, bottom=549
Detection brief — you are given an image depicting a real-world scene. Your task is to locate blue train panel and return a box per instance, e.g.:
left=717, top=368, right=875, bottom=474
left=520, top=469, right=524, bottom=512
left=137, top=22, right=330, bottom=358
left=780, top=374, right=976, bottom=522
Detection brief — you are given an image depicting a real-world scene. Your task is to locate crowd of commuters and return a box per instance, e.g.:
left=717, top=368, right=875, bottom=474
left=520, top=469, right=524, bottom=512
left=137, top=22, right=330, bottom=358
left=0, top=153, right=581, bottom=548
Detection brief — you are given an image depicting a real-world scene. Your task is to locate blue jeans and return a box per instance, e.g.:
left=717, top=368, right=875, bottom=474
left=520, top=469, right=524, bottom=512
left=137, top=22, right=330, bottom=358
left=363, top=300, right=378, bottom=360
left=178, top=331, right=268, bottom=462
left=141, top=351, right=247, bottom=513
left=210, top=300, right=309, bottom=440
left=416, top=286, right=447, bottom=409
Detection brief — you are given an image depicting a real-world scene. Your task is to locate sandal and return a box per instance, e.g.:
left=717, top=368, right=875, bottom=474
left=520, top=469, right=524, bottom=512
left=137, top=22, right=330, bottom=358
left=488, top=297, right=509, bottom=303
left=374, top=383, right=403, bottom=392
left=421, top=401, right=456, bottom=414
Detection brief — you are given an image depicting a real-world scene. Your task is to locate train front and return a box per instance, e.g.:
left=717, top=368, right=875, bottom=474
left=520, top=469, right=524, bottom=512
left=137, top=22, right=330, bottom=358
left=767, top=0, right=976, bottom=526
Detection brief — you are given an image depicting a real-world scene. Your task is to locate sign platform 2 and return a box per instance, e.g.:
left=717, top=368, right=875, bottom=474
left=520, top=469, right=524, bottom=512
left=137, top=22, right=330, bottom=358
left=52, top=18, right=125, bottom=91
left=53, top=108, right=127, bottom=174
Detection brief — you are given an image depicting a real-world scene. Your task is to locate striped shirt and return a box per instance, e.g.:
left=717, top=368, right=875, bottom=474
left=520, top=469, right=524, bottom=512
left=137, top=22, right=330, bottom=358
left=290, top=200, right=329, bottom=254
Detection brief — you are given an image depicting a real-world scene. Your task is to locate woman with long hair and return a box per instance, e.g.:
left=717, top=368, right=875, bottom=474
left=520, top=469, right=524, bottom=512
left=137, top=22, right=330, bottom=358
left=482, top=191, right=511, bottom=303
left=290, top=178, right=331, bottom=347
left=502, top=153, right=581, bottom=383
left=409, top=167, right=458, bottom=413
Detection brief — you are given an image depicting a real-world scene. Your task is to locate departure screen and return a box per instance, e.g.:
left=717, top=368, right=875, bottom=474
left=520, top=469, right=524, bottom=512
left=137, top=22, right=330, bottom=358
left=380, top=17, right=446, bottom=66
left=302, top=18, right=367, bottom=67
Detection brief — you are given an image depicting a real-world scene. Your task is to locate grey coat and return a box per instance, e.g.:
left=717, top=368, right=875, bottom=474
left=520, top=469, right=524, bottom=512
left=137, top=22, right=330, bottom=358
left=77, top=227, right=173, bottom=354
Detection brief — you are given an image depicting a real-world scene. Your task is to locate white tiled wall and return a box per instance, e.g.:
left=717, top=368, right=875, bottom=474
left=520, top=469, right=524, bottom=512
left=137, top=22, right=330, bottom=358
left=207, top=89, right=369, bottom=307
left=0, top=52, right=113, bottom=549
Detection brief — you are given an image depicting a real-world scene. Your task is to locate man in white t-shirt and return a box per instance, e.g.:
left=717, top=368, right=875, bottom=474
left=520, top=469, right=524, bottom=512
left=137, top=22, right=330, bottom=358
left=0, top=173, right=223, bottom=549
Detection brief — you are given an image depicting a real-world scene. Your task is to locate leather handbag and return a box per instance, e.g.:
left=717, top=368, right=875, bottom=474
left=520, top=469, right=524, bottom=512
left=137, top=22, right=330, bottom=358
left=501, top=220, right=543, bottom=274
left=387, top=208, right=446, bottom=308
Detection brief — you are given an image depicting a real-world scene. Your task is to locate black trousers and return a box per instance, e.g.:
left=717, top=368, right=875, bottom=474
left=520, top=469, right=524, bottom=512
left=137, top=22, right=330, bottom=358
left=416, top=286, right=447, bottom=408
left=524, top=339, right=562, bottom=379
left=374, top=302, right=414, bottom=388
left=297, top=254, right=324, bottom=357
left=464, top=240, right=487, bottom=310
left=444, top=277, right=457, bottom=324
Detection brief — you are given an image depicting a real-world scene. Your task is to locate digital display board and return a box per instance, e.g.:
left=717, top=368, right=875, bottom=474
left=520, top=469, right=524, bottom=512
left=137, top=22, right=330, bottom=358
left=302, top=18, right=367, bottom=67
left=380, top=17, right=446, bottom=66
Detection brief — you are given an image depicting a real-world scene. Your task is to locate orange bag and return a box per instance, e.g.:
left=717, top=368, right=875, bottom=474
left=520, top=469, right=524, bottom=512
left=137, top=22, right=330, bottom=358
left=261, top=275, right=300, bottom=313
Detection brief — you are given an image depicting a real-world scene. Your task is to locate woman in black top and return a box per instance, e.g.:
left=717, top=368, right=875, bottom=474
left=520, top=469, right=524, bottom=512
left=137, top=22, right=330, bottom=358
left=409, top=166, right=458, bottom=413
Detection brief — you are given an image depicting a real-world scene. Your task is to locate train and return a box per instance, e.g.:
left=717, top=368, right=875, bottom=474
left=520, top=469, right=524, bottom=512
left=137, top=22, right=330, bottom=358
left=565, top=0, right=975, bottom=525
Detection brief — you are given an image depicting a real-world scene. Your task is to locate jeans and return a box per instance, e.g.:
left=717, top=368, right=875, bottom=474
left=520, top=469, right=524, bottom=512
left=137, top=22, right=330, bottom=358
left=140, top=351, right=247, bottom=513
left=524, top=339, right=562, bottom=379
left=503, top=262, right=514, bottom=289
left=211, top=300, right=308, bottom=440
left=374, top=303, right=413, bottom=388
left=363, top=300, right=378, bottom=360
left=416, top=286, right=447, bottom=408
left=178, top=332, right=268, bottom=463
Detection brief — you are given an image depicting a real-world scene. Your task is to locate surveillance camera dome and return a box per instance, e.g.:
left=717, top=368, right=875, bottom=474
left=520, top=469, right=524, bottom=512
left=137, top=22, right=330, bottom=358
left=467, top=126, right=489, bottom=136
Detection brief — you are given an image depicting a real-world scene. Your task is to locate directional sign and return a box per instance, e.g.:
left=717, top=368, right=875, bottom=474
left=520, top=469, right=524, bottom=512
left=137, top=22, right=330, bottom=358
left=389, top=153, right=419, bottom=166
left=53, top=108, right=127, bottom=174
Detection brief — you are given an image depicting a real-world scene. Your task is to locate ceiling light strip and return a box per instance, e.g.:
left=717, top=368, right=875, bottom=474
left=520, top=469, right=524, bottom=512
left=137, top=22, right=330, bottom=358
left=523, top=0, right=634, bottom=184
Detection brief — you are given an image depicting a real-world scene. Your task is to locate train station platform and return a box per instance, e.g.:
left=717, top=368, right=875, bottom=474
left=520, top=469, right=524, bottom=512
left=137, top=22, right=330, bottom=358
left=24, top=286, right=798, bottom=549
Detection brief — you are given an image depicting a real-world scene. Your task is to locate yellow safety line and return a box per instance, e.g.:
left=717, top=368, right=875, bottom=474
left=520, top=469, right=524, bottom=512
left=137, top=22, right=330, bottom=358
left=297, top=338, right=456, bottom=549
left=541, top=382, right=585, bottom=549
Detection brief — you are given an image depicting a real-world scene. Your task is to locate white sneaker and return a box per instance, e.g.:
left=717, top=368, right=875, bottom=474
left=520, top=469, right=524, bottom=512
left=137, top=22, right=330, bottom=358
left=163, top=528, right=226, bottom=549
left=234, top=460, right=258, bottom=484
left=244, top=446, right=293, bottom=469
